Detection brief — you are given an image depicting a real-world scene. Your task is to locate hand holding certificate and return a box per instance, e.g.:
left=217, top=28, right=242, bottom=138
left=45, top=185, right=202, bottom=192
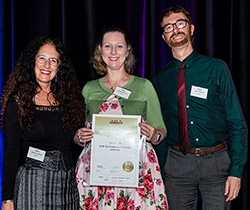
left=90, top=114, right=141, bottom=187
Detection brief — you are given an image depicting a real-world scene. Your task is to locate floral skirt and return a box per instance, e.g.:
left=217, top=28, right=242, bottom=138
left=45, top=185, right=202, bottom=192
left=75, top=142, right=168, bottom=209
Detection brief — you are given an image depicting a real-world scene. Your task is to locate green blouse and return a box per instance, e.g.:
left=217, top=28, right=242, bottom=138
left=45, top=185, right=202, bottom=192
left=82, top=75, right=166, bottom=131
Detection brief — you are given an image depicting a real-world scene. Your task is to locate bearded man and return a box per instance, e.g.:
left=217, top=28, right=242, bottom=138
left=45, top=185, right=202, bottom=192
left=153, top=6, right=248, bottom=210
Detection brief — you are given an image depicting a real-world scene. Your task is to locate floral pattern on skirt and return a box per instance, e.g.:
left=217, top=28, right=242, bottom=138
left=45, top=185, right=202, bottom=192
left=75, top=142, right=168, bottom=210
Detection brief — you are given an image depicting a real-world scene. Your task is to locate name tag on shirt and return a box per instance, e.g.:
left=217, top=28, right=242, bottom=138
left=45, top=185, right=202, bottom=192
left=114, top=86, right=131, bottom=99
left=27, top=146, right=46, bottom=162
left=190, top=85, right=208, bottom=99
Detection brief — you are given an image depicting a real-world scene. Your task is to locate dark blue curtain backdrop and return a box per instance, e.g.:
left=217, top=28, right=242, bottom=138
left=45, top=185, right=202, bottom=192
left=0, top=0, right=249, bottom=209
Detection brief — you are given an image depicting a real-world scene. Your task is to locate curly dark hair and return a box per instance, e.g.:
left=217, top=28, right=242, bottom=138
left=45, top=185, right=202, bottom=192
left=91, top=27, right=136, bottom=75
left=0, top=36, right=85, bottom=133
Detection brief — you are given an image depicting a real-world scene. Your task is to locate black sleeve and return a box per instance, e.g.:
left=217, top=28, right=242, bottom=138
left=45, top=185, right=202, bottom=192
left=2, top=95, right=21, bottom=200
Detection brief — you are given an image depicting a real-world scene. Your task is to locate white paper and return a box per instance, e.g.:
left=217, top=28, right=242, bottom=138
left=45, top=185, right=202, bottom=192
left=90, top=135, right=140, bottom=187
left=90, top=114, right=141, bottom=187
left=190, top=85, right=208, bottom=99
left=113, top=86, right=131, bottom=99
left=27, top=146, right=46, bottom=162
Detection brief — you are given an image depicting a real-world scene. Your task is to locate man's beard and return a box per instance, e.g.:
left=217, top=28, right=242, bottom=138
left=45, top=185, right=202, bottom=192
left=166, top=31, right=190, bottom=48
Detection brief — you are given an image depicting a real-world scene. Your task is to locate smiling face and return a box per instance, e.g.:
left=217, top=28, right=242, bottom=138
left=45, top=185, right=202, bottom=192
left=34, top=44, right=60, bottom=87
left=99, top=31, right=130, bottom=72
left=162, top=12, right=194, bottom=49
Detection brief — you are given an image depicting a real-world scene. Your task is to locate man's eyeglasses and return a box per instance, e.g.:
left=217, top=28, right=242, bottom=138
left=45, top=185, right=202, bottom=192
left=162, top=19, right=189, bottom=34
left=36, top=55, right=60, bottom=67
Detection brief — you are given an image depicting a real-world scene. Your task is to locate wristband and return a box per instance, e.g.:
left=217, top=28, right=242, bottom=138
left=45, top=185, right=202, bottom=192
left=156, top=133, right=161, bottom=142
left=2, top=199, right=13, bottom=205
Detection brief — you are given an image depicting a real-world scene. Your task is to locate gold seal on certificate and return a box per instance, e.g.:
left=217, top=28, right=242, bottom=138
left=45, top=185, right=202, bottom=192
left=122, top=161, right=134, bottom=172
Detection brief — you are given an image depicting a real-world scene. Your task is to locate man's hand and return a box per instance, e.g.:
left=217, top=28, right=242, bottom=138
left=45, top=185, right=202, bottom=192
left=224, top=176, right=241, bottom=202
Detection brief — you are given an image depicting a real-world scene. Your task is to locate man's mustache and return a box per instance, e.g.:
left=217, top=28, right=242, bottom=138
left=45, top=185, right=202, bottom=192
left=170, top=32, right=185, bottom=39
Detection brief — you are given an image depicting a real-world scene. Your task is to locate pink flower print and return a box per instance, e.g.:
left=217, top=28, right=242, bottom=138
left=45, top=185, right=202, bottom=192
left=99, top=103, right=109, bottom=113
left=163, top=196, right=168, bottom=209
left=105, top=187, right=113, bottom=191
left=140, top=170, right=145, bottom=180
left=85, top=165, right=90, bottom=173
left=105, top=191, right=114, bottom=203
left=117, top=196, right=127, bottom=210
left=149, top=190, right=155, bottom=202
left=127, top=198, right=135, bottom=210
left=92, top=198, right=98, bottom=210
left=143, top=162, right=149, bottom=170
left=84, top=196, right=93, bottom=210
left=147, top=151, right=157, bottom=163
left=82, top=153, right=90, bottom=164
left=98, top=186, right=105, bottom=198
left=156, top=178, right=162, bottom=186
left=76, top=177, right=79, bottom=184
left=111, top=103, right=118, bottom=109
left=145, top=174, right=154, bottom=191
left=136, top=187, right=147, bottom=200
left=76, top=159, right=80, bottom=167
left=156, top=165, right=160, bottom=172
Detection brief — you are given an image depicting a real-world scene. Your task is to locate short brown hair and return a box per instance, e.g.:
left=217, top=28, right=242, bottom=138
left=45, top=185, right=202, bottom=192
left=160, top=6, right=193, bottom=31
left=160, top=6, right=194, bottom=45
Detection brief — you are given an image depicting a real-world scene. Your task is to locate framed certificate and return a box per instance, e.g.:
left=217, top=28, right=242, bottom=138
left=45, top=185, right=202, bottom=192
left=90, top=114, right=141, bottom=187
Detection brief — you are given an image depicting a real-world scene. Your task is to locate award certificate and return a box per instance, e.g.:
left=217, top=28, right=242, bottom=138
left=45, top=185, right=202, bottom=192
left=90, top=114, right=141, bottom=187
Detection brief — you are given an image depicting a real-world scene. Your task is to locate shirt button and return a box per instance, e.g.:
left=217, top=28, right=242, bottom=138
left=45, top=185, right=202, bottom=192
left=190, top=121, right=194, bottom=124
left=196, top=138, right=199, bottom=141
left=186, top=105, right=189, bottom=108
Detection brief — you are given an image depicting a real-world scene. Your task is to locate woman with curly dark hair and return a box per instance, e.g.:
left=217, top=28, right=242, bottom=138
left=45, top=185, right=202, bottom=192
left=1, top=37, right=85, bottom=210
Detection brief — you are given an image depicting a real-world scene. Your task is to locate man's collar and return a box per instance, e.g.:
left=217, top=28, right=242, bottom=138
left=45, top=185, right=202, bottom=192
left=172, top=49, right=198, bottom=68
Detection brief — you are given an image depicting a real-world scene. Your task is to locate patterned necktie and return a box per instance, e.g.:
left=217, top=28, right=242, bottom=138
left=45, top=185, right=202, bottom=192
left=178, top=62, right=190, bottom=155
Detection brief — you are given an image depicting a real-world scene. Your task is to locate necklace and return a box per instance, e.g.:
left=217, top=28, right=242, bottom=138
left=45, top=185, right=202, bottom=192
left=106, top=74, right=127, bottom=91
left=46, top=91, right=57, bottom=106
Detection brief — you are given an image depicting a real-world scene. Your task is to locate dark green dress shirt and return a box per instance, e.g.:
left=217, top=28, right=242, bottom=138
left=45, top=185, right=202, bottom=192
left=153, top=50, right=248, bottom=178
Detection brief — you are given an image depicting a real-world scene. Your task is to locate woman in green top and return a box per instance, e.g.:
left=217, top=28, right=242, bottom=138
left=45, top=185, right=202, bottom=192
left=74, top=27, right=168, bottom=209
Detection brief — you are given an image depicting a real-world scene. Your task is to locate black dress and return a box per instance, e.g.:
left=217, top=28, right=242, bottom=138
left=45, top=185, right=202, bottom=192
left=2, top=95, right=79, bottom=209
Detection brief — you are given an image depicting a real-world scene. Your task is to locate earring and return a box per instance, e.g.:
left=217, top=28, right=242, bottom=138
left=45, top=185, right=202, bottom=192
left=54, top=74, right=58, bottom=83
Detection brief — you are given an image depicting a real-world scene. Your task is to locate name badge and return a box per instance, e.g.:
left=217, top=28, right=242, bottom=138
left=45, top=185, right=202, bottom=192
left=190, top=85, right=208, bottom=99
left=27, top=146, right=46, bottom=162
left=114, top=86, right=131, bottom=99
